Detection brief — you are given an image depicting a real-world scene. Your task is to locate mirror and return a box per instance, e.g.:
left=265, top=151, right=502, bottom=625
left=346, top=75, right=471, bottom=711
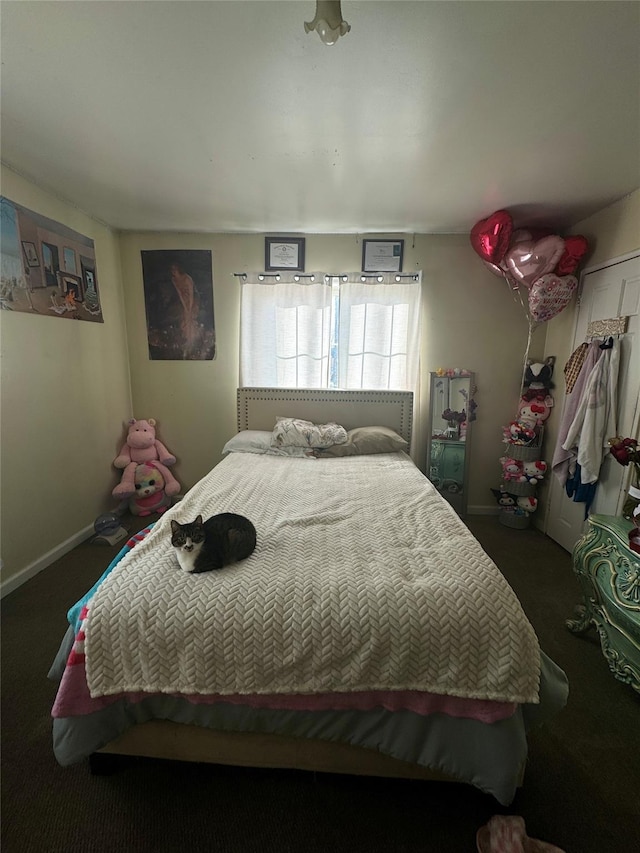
left=426, top=371, right=476, bottom=517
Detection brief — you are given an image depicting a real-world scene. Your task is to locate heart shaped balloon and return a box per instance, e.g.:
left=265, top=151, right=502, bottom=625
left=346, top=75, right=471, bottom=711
left=528, top=273, right=578, bottom=323
left=555, top=235, right=588, bottom=276
left=470, top=209, right=513, bottom=264
left=482, top=260, right=505, bottom=278
left=504, top=235, right=565, bottom=288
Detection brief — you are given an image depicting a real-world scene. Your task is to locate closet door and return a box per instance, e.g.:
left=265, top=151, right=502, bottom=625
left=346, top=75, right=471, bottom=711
left=546, top=254, right=640, bottom=552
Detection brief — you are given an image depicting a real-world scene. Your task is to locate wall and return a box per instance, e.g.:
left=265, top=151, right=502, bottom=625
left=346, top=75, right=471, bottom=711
left=119, top=231, right=543, bottom=513
left=0, top=166, right=132, bottom=594
left=537, top=189, right=640, bottom=528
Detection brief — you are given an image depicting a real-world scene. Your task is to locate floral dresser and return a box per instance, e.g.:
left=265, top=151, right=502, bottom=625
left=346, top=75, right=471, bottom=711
left=567, top=514, right=640, bottom=693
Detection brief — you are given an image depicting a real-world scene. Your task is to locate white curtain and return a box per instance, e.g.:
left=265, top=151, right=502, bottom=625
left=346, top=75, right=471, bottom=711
left=240, top=273, right=331, bottom=388
left=337, top=272, right=422, bottom=391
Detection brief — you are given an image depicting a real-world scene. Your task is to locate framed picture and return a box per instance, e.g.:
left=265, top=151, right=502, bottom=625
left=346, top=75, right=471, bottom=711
left=21, top=241, right=39, bottom=267
left=362, top=239, right=404, bottom=273
left=265, top=237, right=305, bottom=271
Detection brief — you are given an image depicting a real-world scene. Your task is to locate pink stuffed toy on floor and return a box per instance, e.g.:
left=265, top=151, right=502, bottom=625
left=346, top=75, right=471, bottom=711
left=112, top=418, right=180, bottom=499
left=476, top=816, right=565, bottom=853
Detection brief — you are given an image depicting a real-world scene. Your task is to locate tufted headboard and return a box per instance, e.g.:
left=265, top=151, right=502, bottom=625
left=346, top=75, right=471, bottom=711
left=237, top=388, right=414, bottom=445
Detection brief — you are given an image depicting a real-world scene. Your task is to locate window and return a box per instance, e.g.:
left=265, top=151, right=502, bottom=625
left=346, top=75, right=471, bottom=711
left=240, top=272, right=421, bottom=391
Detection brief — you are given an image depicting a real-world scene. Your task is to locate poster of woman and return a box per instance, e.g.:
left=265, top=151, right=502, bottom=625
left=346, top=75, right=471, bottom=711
left=141, top=249, right=216, bottom=360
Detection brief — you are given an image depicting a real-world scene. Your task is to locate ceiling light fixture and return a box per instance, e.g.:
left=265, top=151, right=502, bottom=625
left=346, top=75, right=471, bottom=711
left=304, top=1, right=350, bottom=46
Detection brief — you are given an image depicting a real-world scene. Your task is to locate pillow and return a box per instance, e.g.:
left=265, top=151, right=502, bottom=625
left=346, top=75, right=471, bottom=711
left=271, top=417, right=348, bottom=449
left=222, top=430, right=312, bottom=458
left=315, top=425, right=408, bottom=457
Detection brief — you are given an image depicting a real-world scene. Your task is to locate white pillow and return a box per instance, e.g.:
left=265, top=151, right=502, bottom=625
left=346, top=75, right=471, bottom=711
left=271, top=417, right=348, bottom=449
left=222, top=430, right=313, bottom=458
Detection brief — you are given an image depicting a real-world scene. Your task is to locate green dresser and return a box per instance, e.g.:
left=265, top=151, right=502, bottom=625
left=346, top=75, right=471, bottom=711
left=567, top=514, right=640, bottom=693
left=429, top=439, right=466, bottom=514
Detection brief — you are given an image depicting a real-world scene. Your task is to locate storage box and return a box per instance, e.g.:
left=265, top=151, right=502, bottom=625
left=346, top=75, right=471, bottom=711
left=506, top=479, right=537, bottom=496
left=507, top=442, right=542, bottom=462
left=499, top=510, right=531, bottom=529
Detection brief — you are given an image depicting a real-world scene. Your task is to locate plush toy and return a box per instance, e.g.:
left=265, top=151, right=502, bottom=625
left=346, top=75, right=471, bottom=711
left=490, top=488, right=518, bottom=509
left=522, top=460, right=547, bottom=483
left=113, top=418, right=180, bottom=499
left=517, top=394, right=554, bottom=428
left=502, top=420, right=537, bottom=445
left=517, top=496, right=538, bottom=513
left=499, top=456, right=526, bottom=482
left=128, top=462, right=171, bottom=517
left=523, top=356, right=555, bottom=391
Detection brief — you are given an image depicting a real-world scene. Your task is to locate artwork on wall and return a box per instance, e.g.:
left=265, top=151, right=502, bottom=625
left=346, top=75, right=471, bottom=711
left=141, top=249, right=216, bottom=361
left=0, top=196, right=103, bottom=321
left=265, top=236, right=305, bottom=271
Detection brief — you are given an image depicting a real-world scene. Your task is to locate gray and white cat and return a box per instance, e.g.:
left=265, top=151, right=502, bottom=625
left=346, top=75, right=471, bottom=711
left=170, top=513, right=257, bottom=573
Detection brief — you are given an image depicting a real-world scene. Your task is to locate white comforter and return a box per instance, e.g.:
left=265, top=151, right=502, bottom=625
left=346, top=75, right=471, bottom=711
left=85, top=452, right=541, bottom=704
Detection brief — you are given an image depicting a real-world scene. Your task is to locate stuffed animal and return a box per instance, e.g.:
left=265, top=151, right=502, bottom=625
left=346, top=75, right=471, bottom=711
left=502, top=420, right=537, bottom=445
left=113, top=418, right=180, bottom=499
left=523, top=356, right=555, bottom=391
left=517, top=394, right=554, bottom=428
left=499, top=457, right=526, bottom=482
left=517, top=496, right=538, bottom=513
left=522, top=460, right=547, bottom=483
left=128, top=462, right=171, bottom=517
left=490, top=488, right=518, bottom=509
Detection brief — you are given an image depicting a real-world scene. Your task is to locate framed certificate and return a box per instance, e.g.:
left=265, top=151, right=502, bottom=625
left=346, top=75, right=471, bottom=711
left=265, top=237, right=305, bottom=272
left=362, top=239, right=404, bottom=273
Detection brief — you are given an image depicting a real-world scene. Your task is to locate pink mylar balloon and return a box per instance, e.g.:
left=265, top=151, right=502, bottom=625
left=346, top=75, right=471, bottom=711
left=528, top=273, right=578, bottom=323
left=470, top=209, right=513, bottom=264
left=482, top=260, right=504, bottom=278
left=510, top=229, right=533, bottom=244
left=504, top=235, right=565, bottom=288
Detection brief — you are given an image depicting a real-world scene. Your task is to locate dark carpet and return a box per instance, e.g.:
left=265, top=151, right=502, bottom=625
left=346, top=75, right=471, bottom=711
left=2, top=514, right=639, bottom=853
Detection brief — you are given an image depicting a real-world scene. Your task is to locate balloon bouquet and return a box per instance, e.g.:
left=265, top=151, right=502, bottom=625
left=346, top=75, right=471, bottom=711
left=469, top=209, right=590, bottom=528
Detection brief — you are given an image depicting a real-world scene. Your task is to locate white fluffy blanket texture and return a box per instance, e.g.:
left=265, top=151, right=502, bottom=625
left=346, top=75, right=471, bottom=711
left=85, top=453, right=541, bottom=704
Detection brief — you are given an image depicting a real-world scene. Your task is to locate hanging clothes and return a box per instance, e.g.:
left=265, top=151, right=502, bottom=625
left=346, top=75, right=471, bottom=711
left=563, top=342, right=589, bottom=394
left=565, top=463, right=598, bottom=519
left=552, top=340, right=602, bottom=486
left=562, top=338, right=620, bottom=484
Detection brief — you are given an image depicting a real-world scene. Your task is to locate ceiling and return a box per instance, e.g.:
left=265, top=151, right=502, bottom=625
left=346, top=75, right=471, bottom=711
left=1, top=1, right=639, bottom=235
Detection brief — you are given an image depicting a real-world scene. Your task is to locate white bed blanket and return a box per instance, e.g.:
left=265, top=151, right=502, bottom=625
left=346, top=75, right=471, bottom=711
left=85, top=453, right=541, bottom=704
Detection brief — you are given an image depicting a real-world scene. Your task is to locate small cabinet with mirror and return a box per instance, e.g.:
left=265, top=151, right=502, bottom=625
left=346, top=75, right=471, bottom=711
left=426, top=371, right=476, bottom=517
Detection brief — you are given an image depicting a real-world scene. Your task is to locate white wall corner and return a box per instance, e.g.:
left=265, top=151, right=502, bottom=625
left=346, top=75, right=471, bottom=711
left=0, top=525, right=94, bottom=598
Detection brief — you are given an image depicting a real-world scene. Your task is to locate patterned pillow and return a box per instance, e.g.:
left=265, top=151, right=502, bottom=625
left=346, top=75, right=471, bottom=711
left=271, top=417, right=348, bottom=449
left=315, top=426, right=408, bottom=456
left=222, top=431, right=313, bottom=458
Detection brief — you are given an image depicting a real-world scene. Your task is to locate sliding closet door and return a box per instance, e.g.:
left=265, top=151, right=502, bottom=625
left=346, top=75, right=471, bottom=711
left=546, top=254, right=640, bottom=552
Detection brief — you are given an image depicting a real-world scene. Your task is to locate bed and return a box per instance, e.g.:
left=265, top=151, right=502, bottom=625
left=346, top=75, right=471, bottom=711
left=49, top=388, right=568, bottom=805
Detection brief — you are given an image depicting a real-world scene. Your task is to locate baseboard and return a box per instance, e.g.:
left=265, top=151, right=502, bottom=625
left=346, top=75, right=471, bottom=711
left=0, top=524, right=94, bottom=599
left=467, top=505, right=499, bottom=515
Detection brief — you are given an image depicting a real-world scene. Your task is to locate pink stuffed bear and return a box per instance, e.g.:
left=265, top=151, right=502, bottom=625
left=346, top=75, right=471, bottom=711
left=128, top=462, right=171, bottom=517
left=113, top=418, right=180, bottom=499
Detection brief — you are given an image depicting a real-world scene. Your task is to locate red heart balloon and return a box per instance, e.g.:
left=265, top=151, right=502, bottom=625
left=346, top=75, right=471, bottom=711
left=470, top=210, right=513, bottom=264
left=504, top=235, right=565, bottom=288
left=556, top=235, right=588, bottom=276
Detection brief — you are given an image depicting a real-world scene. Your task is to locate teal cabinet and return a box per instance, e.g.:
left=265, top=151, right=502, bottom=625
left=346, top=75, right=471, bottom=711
left=567, top=514, right=640, bottom=693
left=429, top=439, right=466, bottom=513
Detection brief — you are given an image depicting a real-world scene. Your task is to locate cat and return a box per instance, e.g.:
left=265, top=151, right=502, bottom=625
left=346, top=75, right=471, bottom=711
left=170, top=513, right=257, bottom=574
